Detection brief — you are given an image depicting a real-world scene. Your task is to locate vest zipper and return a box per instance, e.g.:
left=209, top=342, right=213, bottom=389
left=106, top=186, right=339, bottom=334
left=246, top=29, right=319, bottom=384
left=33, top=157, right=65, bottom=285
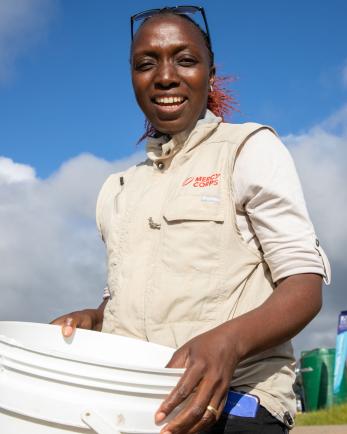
left=143, top=167, right=177, bottom=340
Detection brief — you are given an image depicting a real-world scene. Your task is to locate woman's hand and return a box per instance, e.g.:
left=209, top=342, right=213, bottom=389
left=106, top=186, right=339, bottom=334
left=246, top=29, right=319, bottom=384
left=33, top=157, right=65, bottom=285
left=50, top=299, right=108, bottom=337
left=155, top=273, right=323, bottom=434
left=155, top=324, right=239, bottom=434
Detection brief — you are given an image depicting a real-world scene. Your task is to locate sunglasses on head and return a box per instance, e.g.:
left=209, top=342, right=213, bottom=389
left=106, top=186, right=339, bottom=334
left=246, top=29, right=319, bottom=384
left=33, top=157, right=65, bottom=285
left=130, top=5, right=212, bottom=51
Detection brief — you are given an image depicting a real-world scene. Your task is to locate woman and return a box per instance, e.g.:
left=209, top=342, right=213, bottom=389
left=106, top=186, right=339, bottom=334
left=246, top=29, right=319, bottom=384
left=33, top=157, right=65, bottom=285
left=52, top=6, right=330, bottom=434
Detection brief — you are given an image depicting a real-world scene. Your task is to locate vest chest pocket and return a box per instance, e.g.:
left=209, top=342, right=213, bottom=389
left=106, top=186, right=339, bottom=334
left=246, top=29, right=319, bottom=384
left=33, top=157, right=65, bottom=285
left=161, top=194, right=225, bottom=274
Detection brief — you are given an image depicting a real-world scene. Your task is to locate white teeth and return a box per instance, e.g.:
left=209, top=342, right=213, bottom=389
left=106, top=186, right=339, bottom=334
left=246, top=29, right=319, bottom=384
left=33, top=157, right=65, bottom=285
left=155, top=96, right=184, bottom=104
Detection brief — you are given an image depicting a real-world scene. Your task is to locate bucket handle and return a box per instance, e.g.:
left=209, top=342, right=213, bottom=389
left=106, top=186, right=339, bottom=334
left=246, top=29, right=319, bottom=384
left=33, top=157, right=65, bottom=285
left=81, top=410, right=122, bottom=434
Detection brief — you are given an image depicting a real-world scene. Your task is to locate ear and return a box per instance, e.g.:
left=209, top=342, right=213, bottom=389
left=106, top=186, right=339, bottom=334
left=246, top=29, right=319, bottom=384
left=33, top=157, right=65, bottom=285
left=209, top=65, right=216, bottom=86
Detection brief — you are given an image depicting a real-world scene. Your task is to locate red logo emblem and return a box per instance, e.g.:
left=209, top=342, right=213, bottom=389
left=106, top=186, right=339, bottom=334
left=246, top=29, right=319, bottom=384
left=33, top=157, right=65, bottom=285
left=182, top=176, right=195, bottom=186
left=182, top=173, right=221, bottom=187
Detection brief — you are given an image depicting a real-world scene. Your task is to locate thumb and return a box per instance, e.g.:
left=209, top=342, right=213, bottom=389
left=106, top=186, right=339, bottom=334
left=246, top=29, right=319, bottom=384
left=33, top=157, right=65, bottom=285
left=62, top=317, right=77, bottom=338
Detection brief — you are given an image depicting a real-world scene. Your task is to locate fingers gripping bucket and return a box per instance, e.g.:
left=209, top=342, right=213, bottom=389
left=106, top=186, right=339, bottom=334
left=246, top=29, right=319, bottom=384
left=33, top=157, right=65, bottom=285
left=0, top=322, right=183, bottom=433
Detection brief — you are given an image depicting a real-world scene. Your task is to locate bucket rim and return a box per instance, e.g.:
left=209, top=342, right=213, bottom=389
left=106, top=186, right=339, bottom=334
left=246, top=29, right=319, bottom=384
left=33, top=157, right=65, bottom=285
left=0, top=321, right=184, bottom=376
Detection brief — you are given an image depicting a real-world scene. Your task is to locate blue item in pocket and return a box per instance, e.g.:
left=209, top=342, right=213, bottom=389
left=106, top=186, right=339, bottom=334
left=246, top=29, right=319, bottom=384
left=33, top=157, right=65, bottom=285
left=223, top=390, right=260, bottom=418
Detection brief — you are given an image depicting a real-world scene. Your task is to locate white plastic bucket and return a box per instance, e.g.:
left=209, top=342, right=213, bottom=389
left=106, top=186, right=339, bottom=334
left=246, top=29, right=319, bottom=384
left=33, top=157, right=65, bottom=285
left=0, top=321, right=184, bottom=434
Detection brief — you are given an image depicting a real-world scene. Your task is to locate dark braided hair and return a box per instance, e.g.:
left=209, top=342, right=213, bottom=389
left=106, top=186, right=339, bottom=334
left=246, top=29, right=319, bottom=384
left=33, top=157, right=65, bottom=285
left=132, top=10, right=237, bottom=141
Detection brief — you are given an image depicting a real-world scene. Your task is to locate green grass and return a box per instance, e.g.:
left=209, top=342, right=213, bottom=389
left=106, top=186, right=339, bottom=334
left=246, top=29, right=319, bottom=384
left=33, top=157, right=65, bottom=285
left=295, top=403, right=347, bottom=426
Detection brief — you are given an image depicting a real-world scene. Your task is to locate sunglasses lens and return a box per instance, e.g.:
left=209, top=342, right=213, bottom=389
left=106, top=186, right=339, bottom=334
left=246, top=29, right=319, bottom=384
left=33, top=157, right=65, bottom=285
left=131, top=6, right=211, bottom=50
left=132, top=10, right=158, bottom=22
left=174, top=6, right=200, bottom=14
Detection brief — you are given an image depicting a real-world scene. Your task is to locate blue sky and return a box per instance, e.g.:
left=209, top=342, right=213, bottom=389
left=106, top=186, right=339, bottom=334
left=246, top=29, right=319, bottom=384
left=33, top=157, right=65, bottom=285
left=0, top=0, right=346, bottom=355
left=1, top=0, right=346, bottom=177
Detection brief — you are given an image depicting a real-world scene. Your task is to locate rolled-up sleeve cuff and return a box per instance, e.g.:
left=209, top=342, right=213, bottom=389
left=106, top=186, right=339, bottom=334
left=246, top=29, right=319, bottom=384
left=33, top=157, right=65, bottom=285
left=269, top=242, right=331, bottom=286
left=315, top=242, right=331, bottom=285
left=273, top=267, right=330, bottom=285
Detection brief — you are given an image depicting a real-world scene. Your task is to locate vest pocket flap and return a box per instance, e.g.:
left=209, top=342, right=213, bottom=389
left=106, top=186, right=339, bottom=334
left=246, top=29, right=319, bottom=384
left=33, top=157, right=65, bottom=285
left=164, top=195, right=224, bottom=222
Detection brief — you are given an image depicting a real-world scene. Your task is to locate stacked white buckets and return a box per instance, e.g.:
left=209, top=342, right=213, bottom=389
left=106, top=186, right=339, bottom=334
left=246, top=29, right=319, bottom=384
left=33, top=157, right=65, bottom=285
left=0, top=322, right=183, bottom=433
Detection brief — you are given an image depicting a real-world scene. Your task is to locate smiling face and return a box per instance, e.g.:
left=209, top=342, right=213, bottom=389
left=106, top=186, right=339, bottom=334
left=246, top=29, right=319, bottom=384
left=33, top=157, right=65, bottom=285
left=131, top=14, right=214, bottom=136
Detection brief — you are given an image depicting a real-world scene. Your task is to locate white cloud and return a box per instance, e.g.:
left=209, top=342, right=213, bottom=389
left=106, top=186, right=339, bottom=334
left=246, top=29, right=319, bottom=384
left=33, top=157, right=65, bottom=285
left=0, top=157, right=36, bottom=184
left=0, top=151, right=144, bottom=323
left=0, top=0, right=57, bottom=83
left=283, top=104, right=347, bottom=264
left=283, top=104, right=347, bottom=355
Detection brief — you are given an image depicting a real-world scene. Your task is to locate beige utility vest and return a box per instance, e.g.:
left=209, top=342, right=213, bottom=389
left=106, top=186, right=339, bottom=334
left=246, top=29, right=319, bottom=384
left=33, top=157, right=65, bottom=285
left=97, top=120, right=296, bottom=422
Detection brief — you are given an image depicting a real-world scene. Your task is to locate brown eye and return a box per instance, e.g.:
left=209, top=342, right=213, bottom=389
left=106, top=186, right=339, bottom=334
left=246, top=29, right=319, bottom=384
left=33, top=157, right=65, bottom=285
left=134, top=59, right=156, bottom=71
left=136, top=63, right=153, bottom=71
left=178, top=57, right=197, bottom=66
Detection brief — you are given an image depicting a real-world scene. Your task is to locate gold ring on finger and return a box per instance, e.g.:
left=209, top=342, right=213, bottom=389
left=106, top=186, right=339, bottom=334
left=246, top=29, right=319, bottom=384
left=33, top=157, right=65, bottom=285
left=206, top=404, right=218, bottom=418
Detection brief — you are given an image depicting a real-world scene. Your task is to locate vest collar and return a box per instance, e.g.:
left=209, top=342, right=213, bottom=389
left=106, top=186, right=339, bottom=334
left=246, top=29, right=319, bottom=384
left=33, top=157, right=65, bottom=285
left=146, top=110, right=222, bottom=164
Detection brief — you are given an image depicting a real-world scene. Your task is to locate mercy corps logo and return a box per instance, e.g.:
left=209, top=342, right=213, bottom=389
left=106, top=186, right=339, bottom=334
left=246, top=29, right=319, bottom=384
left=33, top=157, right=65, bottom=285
left=182, top=173, right=221, bottom=188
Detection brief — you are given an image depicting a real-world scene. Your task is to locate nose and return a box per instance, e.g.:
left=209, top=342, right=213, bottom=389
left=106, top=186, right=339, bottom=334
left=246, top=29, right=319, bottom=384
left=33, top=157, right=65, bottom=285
left=154, top=60, right=180, bottom=90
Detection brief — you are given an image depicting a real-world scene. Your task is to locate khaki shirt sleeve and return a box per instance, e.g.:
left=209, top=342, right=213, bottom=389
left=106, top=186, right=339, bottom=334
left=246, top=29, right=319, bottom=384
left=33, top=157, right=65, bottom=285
left=234, top=129, right=331, bottom=284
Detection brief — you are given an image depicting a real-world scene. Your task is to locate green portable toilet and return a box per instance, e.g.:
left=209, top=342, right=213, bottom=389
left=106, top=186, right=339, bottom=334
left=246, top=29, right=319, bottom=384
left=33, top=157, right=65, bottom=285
left=300, top=348, right=347, bottom=412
